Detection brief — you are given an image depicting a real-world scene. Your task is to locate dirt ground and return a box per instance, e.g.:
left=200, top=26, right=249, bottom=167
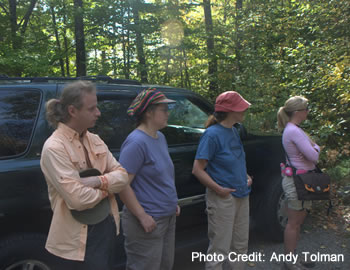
left=174, top=181, right=350, bottom=270
left=245, top=198, right=350, bottom=270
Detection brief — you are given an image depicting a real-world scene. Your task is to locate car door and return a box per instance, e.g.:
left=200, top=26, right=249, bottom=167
left=161, top=93, right=212, bottom=203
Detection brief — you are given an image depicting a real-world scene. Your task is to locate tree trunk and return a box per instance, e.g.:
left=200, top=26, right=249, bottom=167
left=73, top=0, right=86, bottom=77
left=20, top=0, right=37, bottom=35
left=131, top=0, right=148, bottom=83
left=163, top=48, right=171, bottom=84
left=121, top=4, right=130, bottom=79
left=50, top=5, right=65, bottom=76
left=235, top=0, right=243, bottom=74
left=8, top=0, right=18, bottom=50
left=180, top=61, right=184, bottom=88
left=62, top=5, right=70, bottom=77
left=8, top=0, right=36, bottom=50
left=179, top=49, right=184, bottom=88
left=182, top=47, right=191, bottom=89
left=203, top=0, right=218, bottom=97
left=101, top=50, right=108, bottom=75
left=122, top=33, right=127, bottom=78
left=112, top=46, right=117, bottom=77
left=7, top=0, right=37, bottom=75
left=126, top=7, right=131, bottom=80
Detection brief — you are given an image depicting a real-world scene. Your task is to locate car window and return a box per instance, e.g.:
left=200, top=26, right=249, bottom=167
left=91, top=93, right=210, bottom=149
left=0, top=89, right=41, bottom=158
left=163, top=96, right=209, bottom=145
left=90, top=94, right=135, bottom=150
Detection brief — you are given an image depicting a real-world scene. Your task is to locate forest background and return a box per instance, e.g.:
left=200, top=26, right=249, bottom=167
left=0, top=0, right=349, bottom=179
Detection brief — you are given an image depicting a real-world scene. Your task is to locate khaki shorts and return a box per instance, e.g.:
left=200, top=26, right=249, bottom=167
left=282, top=176, right=312, bottom=211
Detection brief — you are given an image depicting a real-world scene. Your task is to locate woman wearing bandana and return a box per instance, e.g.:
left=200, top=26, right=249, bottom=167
left=119, top=88, right=180, bottom=270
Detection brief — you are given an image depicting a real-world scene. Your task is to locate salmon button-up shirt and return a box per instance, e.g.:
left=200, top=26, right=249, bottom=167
left=40, top=123, right=129, bottom=261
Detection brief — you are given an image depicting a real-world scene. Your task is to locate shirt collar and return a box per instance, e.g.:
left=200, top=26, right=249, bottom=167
left=57, top=123, right=85, bottom=142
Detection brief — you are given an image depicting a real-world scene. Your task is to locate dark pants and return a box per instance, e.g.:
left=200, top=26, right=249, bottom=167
left=51, top=215, right=116, bottom=270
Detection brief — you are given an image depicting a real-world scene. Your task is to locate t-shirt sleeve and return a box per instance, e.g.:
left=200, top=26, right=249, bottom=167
left=119, top=138, right=145, bottom=175
left=195, top=132, right=216, bottom=161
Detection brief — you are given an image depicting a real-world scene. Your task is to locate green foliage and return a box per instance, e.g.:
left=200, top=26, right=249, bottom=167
left=327, top=158, right=350, bottom=182
left=0, top=0, right=348, bottom=157
left=211, top=0, right=350, bottom=157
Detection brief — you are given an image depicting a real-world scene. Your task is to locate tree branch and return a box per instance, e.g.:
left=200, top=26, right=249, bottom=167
left=0, top=2, right=9, bottom=16
left=19, top=0, right=37, bottom=35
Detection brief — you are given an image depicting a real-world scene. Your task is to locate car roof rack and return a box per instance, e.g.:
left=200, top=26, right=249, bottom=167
left=0, top=75, right=141, bottom=85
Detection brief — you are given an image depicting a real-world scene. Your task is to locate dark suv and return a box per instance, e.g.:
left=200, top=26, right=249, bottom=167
left=0, top=77, right=286, bottom=270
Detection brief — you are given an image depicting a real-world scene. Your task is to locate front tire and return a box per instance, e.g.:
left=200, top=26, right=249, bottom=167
left=257, top=175, right=288, bottom=241
left=0, top=233, right=52, bottom=270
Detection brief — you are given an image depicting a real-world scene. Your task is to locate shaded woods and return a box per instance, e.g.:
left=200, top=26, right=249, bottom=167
left=0, top=0, right=349, bottom=169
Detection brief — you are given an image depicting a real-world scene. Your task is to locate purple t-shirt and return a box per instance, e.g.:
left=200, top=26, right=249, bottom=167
left=282, top=122, right=320, bottom=171
left=119, top=129, right=178, bottom=217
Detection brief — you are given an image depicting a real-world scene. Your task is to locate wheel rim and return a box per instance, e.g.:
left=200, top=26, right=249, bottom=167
left=277, top=191, right=288, bottom=228
left=5, top=260, right=50, bottom=270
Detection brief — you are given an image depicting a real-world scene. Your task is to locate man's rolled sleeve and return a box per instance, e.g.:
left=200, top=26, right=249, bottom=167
left=100, top=150, right=130, bottom=194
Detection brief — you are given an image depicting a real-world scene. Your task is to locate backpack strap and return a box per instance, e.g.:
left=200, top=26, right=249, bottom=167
left=282, top=144, right=297, bottom=174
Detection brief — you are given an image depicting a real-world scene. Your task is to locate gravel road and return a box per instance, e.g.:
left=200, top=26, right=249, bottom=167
left=174, top=201, right=350, bottom=270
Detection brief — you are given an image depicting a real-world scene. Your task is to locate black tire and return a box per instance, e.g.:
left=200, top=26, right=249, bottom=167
left=257, top=175, right=288, bottom=242
left=0, top=233, right=53, bottom=270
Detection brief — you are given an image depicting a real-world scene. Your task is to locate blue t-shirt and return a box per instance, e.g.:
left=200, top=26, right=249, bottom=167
left=119, top=129, right=178, bottom=217
left=195, top=124, right=250, bottom=198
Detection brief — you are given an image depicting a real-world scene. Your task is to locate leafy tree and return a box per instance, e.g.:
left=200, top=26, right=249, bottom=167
left=0, top=0, right=348, bottom=158
left=0, top=0, right=40, bottom=76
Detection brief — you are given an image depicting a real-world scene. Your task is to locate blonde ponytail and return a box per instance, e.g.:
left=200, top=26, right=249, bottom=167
left=277, top=106, right=290, bottom=131
left=277, top=96, right=308, bottom=132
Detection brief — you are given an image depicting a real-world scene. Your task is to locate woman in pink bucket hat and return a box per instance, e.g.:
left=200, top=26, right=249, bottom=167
left=193, top=91, right=253, bottom=270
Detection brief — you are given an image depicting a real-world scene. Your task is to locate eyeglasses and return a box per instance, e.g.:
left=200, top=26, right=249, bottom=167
left=296, top=104, right=309, bottom=112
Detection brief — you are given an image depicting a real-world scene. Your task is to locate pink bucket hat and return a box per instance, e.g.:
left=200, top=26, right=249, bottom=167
left=215, top=91, right=251, bottom=112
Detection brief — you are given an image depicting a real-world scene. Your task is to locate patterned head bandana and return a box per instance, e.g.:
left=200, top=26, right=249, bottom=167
left=127, top=88, right=175, bottom=116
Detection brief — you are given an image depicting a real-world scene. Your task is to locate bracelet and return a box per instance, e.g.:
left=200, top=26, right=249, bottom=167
left=99, top=175, right=109, bottom=190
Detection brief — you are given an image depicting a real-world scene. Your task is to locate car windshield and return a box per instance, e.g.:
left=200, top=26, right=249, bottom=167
left=168, top=98, right=208, bottom=129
